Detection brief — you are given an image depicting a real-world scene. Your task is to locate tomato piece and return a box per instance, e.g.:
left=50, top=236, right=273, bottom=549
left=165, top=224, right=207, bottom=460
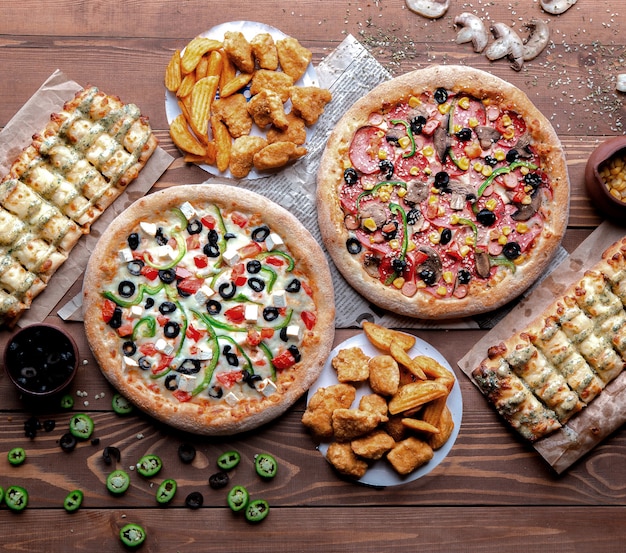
left=231, top=211, right=248, bottom=228
left=157, top=314, right=169, bottom=326
left=178, top=277, right=203, bottom=295
left=231, top=263, right=247, bottom=286
left=238, top=241, right=263, bottom=259
left=139, top=343, right=158, bottom=356
left=300, top=280, right=313, bottom=297
left=201, top=214, right=216, bottom=229
left=152, top=355, right=173, bottom=375
left=102, top=299, right=116, bottom=323
left=172, top=390, right=192, bottom=402
left=216, top=371, right=243, bottom=388
left=141, top=265, right=159, bottom=280
left=186, top=234, right=200, bottom=250
left=186, top=325, right=205, bottom=341
left=260, top=328, right=274, bottom=340
left=194, top=255, right=209, bottom=268
left=301, top=311, right=316, bottom=330
left=272, top=349, right=296, bottom=370
left=265, top=256, right=284, bottom=267
left=117, top=320, right=133, bottom=337
left=247, top=329, right=262, bottom=347
left=224, top=305, right=246, bottom=324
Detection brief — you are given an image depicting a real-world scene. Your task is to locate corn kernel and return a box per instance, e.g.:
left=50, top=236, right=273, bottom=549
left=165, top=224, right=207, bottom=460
left=429, top=231, right=441, bottom=245
left=408, top=96, right=421, bottom=108
left=397, top=187, right=407, bottom=197
left=409, top=165, right=420, bottom=176
left=438, top=103, right=450, bottom=114
left=502, top=226, right=511, bottom=236
left=429, top=195, right=438, bottom=204
left=516, top=222, right=528, bottom=234
left=494, top=149, right=506, bottom=161
left=483, top=98, right=492, bottom=106
left=437, top=205, right=445, bottom=217
left=485, top=198, right=497, bottom=211
left=598, top=153, right=626, bottom=204
left=457, top=156, right=470, bottom=171
left=450, top=214, right=460, bottom=225
left=393, top=277, right=405, bottom=289
left=481, top=165, right=493, bottom=177
left=342, top=160, right=353, bottom=170
left=443, top=271, right=454, bottom=284
left=407, top=241, right=416, bottom=252
left=422, top=145, right=434, bottom=157
left=520, top=166, right=530, bottom=175
left=436, top=285, right=448, bottom=296
left=362, top=180, right=375, bottom=191
left=416, top=280, right=427, bottom=289
left=503, top=127, right=515, bottom=140
left=468, top=117, right=479, bottom=128
left=376, top=130, right=385, bottom=138
left=465, top=235, right=475, bottom=246
left=473, top=161, right=484, bottom=172
left=363, top=217, right=377, bottom=232
left=460, top=245, right=471, bottom=257
left=378, top=149, right=388, bottom=160
left=458, top=96, right=470, bottom=110
left=502, top=113, right=512, bottom=126
left=424, top=167, right=432, bottom=175
left=389, top=239, right=400, bottom=250
left=453, top=124, right=462, bottom=133
left=379, top=192, right=390, bottom=202
left=498, top=234, right=508, bottom=245
left=521, top=195, right=533, bottom=205
left=489, top=229, right=500, bottom=241
left=398, top=136, right=411, bottom=149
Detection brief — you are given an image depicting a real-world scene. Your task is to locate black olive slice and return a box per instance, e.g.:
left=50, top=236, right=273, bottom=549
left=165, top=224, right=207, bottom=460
left=346, top=237, right=362, bottom=254
left=118, top=280, right=136, bottom=298
left=108, top=307, right=123, bottom=329
left=434, top=87, right=448, bottom=104
left=440, top=228, right=452, bottom=245
left=207, top=229, right=219, bottom=244
left=127, top=232, right=140, bottom=250
left=246, top=260, right=262, bottom=274
left=476, top=209, right=497, bottom=227
left=158, top=269, right=176, bottom=284
left=218, top=282, right=237, bottom=299
left=164, top=374, right=178, bottom=391
left=187, top=219, right=203, bottom=234
left=177, top=359, right=201, bottom=374
left=502, top=242, right=522, bottom=260
left=127, top=259, right=144, bottom=276
left=379, top=159, right=394, bottom=179
left=248, top=277, right=265, bottom=292
left=138, top=357, right=152, bottom=371
left=164, top=321, right=180, bottom=338
left=263, top=306, right=279, bottom=321
left=224, top=232, right=236, bottom=240
left=155, top=227, right=168, bottom=245
left=103, top=446, right=121, bottom=465
left=203, top=243, right=220, bottom=257
left=286, top=279, right=301, bottom=293
left=185, top=491, right=204, bottom=509
left=60, top=432, right=77, bottom=452
left=159, top=301, right=177, bottom=315
left=209, top=472, right=230, bottom=490
left=251, top=226, right=270, bottom=242
left=206, top=299, right=222, bottom=315
left=457, top=268, right=471, bottom=285
left=288, top=345, right=301, bottom=363
left=122, top=341, right=137, bottom=356
left=178, top=443, right=196, bottom=464
left=344, top=167, right=358, bottom=185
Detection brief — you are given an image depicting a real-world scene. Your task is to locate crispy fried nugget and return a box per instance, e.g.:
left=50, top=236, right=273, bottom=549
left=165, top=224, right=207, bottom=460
left=250, top=33, right=279, bottom=70
left=301, top=383, right=356, bottom=440
left=212, top=94, right=253, bottom=138
left=384, top=414, right=408, bottom=442
left=229, top=135, right=268, bottom=179
left=332, top=408, right=382, bottom=441
left=290, top=86, right=332, bottom=126
left=253, top=141, right=307, bottom=171
left=247, top=89, right=289, bottom=130
left=332, top=347, right=370, bottom=383
left=368, top=355, right=400, bottom=397
left=358, top=393, right=389, bottom=421
left=223, top=31, right=255, bottom=74
left=326, top=442, right=368, bottom=479
left=350, top=429, right=395, bottom=460
left=266, top=112, right=307, bottom=145
left=386, top=437, right=434, bottom=476
left=276, top=36, right=312, bottom=81
left=250, top=69, right=294, bottom=103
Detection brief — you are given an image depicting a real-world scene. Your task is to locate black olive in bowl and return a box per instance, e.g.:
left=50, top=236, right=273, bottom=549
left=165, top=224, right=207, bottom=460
left=4, top=323, right=78, bottom=398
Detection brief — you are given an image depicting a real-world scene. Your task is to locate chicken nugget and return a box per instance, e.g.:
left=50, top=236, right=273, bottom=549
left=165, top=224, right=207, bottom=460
left=326, top=442, right=368, bottom=479
left=386, top=437, right=434, bottom=476
left=331, top=347, right=370, bottom=383
left=229, top=135, right=268, bottom=179
left=223, top=31, right=255, bottom=74
left=332, top=408, right=382, bottom=441
left=250, top=33, right=279, bottom=70
left=250, top=69, right=294, bottom=103
left=384, top=414, right=408, bottom=442
left=290, top=86, right=332, bottom=126
left=351, top=429, right=395, bottom=460
left=247, top=89, right=289, bottom=130
left=211, top=94, right=253, bottom=138
left=301, top=383, right=356, bottom=440
left=358, top=393, right=389, bottom=421
left=276, top=36, right=312, bottom=81
left=266, top=112, right=307, bottom=145
left=368, top=355, right=400, bottom=397
left=253, top=141, right=307, bottom=171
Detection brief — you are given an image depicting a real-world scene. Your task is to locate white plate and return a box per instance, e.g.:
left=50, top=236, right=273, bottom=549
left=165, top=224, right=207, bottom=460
left=308, top=332, right=462, bottom=487
left=165, top=20, right=320, bottom=180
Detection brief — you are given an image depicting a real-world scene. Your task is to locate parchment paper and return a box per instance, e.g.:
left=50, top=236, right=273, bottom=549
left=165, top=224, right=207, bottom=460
left=0, top=69, right=174, bottom=327
left=458, top=221, right=626, bottom=473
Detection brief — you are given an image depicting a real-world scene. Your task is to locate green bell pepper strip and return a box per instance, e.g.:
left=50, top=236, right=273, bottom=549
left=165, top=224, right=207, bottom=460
left=5, top=485, right=28, bottom=511
left=390, top=119, right=416, bottom=158
left=172, top=206, right=189, bottom=230
left=490, top=255, right=517, bottom=273
left=189, top=322, right=220, bottom=396
left=102, top=282, right=164, bottom=309
left=256, top=250, right=295, bottom=272
left=0, top=485, right=4, bottom=505
left=389, top=203, right=408, bottom=260
left=227, top=485, right=249, bottom=512
left=63, top=489, right=83, bottom=512
left=355, top=180, right=407, bottom=213
left=456, top=217, right=479, bottom=246
left=143, top=232, right=187, bottom=270
left=258, top=342, right=276, bottom=380
left=477, top=160, right=539, bottom=198
left=119, top=523, right=146, bottom=548
left=156, top=478, right=177, bottom=505
left=260, top=266, right=277, bottom=293
left=132, top=316, right=156, bottom=340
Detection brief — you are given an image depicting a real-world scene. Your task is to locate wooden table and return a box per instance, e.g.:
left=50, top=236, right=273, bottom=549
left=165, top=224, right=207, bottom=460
left=1, top=1, right=625, bottom=551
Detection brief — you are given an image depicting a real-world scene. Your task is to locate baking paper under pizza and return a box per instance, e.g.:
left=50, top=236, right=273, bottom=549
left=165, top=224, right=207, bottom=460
left=316, top=65, right=569, bottom=319
left=83, top=184, right=335, bottom=435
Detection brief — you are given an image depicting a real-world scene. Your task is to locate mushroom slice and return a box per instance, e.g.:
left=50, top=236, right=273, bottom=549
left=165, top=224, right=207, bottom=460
left=405, top=0, right=450, bottom=19
left=540, top=0, right=577, bottom=15
left=454, top=13, right=489, bottom=53
left=522, top=19, right=550, bottom=61
left=475, top=250, right=492, bottom=279
left=474, top=125, right=502, bottom=150
left=485, top=23, right=525, bottom=72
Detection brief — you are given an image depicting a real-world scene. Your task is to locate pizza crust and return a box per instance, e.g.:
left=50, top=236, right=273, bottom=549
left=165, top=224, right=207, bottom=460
left=317, top=65, right=569, bottom=319
left=83, top=184, right=335, bottom=435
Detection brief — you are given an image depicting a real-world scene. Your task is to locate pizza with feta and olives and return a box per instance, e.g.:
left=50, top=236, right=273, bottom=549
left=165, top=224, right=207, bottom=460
left=317, top=65, right=569, bottom=319
left=83, top=184, right=335, bottom=435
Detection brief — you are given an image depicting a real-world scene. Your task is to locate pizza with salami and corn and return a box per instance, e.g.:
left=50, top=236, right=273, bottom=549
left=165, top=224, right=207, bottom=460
left=83, top=184, right=335, bottom=435
left=316, top=65, right=569, bottom=319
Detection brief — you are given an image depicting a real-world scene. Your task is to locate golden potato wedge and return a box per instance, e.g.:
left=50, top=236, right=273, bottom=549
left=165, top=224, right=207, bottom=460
left=429, top=405, right=454, bottom=450
left=164, top=49, right=182, bottom=92
left=211, top=115, right=231, bottom=172
left=389, top=341, right=426, bottom=380
left=362, top=321, right=416, bottom=353
left=190, top=76, right=219, bottom=139
left=388, top=380, right=449, bottom=415
left=421, top=396, right=447, bottom=430
left=181, top=37, right=222, bottom=74
left=206, top=50, right=223, bottom=78
left=220, top=72, right=253, bottom=98
left=176, top=73, right=197, bottom=99
left=169, top=114, right=206, bottom=157
left=412, top=355, right=456, bottom=390
left=219, top=50, right=237, bottom=91
left=401, top=418, right=440, bottom=434
left=195, top=54, right=210, bottom=80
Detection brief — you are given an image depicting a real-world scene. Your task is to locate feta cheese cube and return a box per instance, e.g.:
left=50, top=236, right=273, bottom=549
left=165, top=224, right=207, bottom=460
left=196, top=343, right=214, bottom=361
left=123, top=356, right=139, bottom=369
left=140, top=221, right=157, bottom=236
left=272, top=290, right=287, bottom=308
left=177, top=374, right=197, bottom=392
left=266, top=232, right=284, bottom=251
left=195, top=284, right=216, bottom=304
left=119, top=247, right=134, bottom=262
left=179, top=201, right=196, bottom=220
left=155, top=338, right=174, bottom=355
left=244, top=304, right=259, bottom=322
left=224, top=392, right=240, bottom=406
left=255, top=378, right=278, bottom=397
left=129, top=305, right=143, bottom=318
left=286, top=324, right=301, bottom=340
left=154, top=244, right=175, bottom=260
left=222, top=247, right=240, bottom=266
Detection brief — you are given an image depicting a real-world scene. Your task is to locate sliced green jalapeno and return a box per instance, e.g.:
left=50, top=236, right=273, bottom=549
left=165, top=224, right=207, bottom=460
left=112, top=393, right=134, bottom=415
left=5, top=485, right=28, bottom=511
left=107, top=469, right=131, bottom=495
left=217, top=450, right=241, bottom=471
left=245, top=498, right=270, bottom=523
left=8, top=447, right=26, bottom=466
left=69, top=413, right=94, bottom=440
left=136, top=454, right=162, bottom=478
left=155, top=478, right=177, bottom=505
left=60, top=394, right=74, bottom=409
left=64, top=489, right=84, bottom=512
left=227, top=485, right=249, bottom=512
left=119, top=523, right=146, bottom=547
left=254, top=453, right=278, bottom=479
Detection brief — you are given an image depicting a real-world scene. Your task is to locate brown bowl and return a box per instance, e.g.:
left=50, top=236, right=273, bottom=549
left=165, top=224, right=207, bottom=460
left=4, top=323, right=79, bottom=398
left=585, top=135, right=626, bottom=223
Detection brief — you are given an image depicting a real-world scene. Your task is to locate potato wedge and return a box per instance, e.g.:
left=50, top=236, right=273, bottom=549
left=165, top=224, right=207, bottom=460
left=164, top=49, right=182, bottom=92
left=412, top=355, right=456, bottom=390
left=401, top=418, right=440, bottom=434
left=220, top=72, right=253, bottom=98
left=169, top=114, right=206, bottom=157
left=190, top=76, right=219, bottom=139
left=390, top=341, right=427, bottom=380
left=181, top=37, right=222, bottom=74
left=388, top=380, right=449, bottom=415
left=211, top=115, right=231, bottom=172
left=362, top=321, right=416, bottom=352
